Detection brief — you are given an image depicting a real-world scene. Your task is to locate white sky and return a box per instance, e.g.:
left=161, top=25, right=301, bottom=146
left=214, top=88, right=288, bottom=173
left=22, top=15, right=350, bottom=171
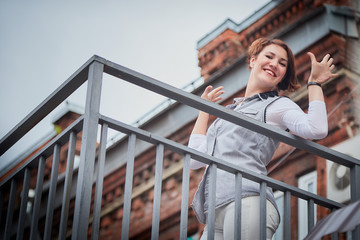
left=0, top=0, right=270, bottom=170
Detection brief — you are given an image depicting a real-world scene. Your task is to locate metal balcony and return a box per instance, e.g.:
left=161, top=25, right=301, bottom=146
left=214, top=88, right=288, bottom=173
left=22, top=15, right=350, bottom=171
left=0, top=55, right=359, bottom=239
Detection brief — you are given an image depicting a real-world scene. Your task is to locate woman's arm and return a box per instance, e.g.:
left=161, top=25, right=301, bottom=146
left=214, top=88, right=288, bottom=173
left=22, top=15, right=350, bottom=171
left=191, top=85, right=225, bottom=135
left=189, top=85, right=225, bottom=169
left=267, top=52, right=337, bottom=139
left=267, top=98, right=328, bottom=139
left=188, top=134, right=207, bottom=169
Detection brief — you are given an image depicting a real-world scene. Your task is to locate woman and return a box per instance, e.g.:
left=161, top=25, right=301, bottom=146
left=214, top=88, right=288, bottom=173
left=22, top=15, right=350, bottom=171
left=188, top=38, right=337, bottom=240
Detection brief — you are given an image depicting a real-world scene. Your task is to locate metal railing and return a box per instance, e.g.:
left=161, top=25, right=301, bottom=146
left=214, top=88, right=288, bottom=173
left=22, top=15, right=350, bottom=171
left=0, top=55, right=359, bottom=239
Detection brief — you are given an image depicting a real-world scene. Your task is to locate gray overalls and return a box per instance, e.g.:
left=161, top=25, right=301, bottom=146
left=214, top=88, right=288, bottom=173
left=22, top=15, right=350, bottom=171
left=191, top=92, right=282, bottom=224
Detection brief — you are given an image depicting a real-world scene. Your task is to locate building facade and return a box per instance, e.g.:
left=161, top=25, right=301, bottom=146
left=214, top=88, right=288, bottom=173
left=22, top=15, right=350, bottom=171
left=94, top=0, right=359, bottom=239
left=1, top=0, right=359, bottom=239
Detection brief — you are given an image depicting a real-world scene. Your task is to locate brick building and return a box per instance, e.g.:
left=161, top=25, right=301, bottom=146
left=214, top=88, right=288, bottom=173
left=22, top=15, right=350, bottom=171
left=93, top=0, right=359, bottom=239
left=1, top=0, right=359, bottom=239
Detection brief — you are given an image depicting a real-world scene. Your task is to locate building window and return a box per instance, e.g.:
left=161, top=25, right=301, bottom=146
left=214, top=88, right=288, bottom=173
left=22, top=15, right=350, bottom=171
left=74, top=154, right=80, bottom=169
left=298, top=171, right=317, bottom=240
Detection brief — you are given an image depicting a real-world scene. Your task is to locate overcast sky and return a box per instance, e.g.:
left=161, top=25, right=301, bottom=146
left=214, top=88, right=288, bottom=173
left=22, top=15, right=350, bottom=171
left=0, top=0, right=270, bottom=170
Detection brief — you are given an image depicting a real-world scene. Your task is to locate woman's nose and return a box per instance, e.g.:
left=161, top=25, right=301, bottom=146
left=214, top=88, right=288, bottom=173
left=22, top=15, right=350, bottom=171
left=269, top=59, right=277, bottom=69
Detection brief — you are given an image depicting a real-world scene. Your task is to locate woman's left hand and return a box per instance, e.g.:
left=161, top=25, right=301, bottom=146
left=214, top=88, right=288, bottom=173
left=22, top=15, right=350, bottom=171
left=307, top=52, right=338, bottom=84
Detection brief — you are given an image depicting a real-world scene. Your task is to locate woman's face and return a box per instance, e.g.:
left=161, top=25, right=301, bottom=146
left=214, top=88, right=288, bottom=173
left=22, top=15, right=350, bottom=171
left=249, top=44, right=288, bottom=91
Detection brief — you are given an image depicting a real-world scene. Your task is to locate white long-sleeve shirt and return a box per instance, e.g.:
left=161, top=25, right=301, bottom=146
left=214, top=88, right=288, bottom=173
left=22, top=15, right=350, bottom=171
left=188, top=98, right=328, bottom=169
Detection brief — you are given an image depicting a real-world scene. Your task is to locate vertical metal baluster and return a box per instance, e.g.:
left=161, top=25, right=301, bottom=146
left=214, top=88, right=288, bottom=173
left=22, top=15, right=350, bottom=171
left=284, top=191, right=291, bottom=240
left=91, top=124, right=108, bottom=240
left=4, top=178, right=17, bottom=240
left=179, top=154, right=191, bottom=240
left=0, top=191, right=3, bottom=229
left=234, top=172, right=242, bottom=240
left=72, top=61, right=103, bottom=240
left=260, top=182, right=267, bottom=240
left=331, top=208, right=338, bottom=240
left=307, top=199, right=315, bottom=233
left=350, top=165, right=360, bottom=240
left=30, top=156, right=46, bottom=240
left=207, top=163, right=217, bottom=240
left=58, top=131, right=77, bottom=240
left=151, top=144, right=164, bottom=240
left=44, top=143, right=61, bottom=240
left=17, top=167, right=31, bottom=240
left=121, top=133, right=136, bottom=240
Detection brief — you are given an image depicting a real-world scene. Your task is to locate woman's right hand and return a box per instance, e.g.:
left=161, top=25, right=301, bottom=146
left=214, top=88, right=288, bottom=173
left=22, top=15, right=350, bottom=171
left=191, top=86, right=225, bottom=135
left=201, top=85, right=225, bottom=103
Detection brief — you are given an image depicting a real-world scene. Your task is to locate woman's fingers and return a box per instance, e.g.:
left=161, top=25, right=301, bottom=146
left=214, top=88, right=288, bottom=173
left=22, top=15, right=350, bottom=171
left=202, top=85, right=225, bottom=102
left=209, top=86, right=225, bottom=102
left=307, top=52, right=338, bottom=84
left=321, top=53, right=331, bottom=63
left=307, top=52, right=316, bottom=64
left=204, top=85, right=213, bottom=94
left=328, top=57, right=334, bottom=66
left=201, top=85, right=213, bottom=99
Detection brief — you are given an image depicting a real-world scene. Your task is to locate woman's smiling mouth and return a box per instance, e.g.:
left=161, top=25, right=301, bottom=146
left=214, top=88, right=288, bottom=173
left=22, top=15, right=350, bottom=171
left=264, top=68, right=276, bottom=77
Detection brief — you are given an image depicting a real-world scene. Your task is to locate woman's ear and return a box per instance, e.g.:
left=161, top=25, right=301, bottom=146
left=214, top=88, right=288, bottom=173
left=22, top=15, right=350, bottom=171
left=249, top=56, right=256, bottom=68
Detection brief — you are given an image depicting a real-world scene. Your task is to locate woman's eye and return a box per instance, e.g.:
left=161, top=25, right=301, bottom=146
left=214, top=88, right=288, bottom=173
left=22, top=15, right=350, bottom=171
left=266, top=55, right=272, bottom=59
left=280, top=62, right=286, bottom=67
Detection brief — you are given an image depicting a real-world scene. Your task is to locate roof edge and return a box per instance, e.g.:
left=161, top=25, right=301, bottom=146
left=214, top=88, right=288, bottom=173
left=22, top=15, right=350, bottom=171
left=196, top=0, right=283, bottom=50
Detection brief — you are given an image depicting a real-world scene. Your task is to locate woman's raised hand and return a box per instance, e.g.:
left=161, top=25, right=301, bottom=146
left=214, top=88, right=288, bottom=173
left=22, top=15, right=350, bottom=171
left=201, top=85, right=225, bottom=103
left=307, top=52, right=338, bottom=84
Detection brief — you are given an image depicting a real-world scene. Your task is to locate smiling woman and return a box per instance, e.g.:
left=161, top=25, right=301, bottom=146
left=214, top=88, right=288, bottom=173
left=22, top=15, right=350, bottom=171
left=188, top=37, right=338, bottom=240
left=247, top=38, right=298, bottom=94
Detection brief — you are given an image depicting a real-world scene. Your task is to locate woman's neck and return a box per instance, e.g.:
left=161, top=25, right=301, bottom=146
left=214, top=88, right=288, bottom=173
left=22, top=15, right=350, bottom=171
left=244, top=77, right=276, bottom=98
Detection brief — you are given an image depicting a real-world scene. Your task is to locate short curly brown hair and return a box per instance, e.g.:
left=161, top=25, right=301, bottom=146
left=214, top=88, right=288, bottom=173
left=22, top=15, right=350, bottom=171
left=247, top=38, right=299, bottom=92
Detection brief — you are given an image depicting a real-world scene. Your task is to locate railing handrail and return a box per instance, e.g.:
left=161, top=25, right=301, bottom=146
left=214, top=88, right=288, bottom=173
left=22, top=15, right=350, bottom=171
left=1, top=55, right=359, bottom=174
left=0, top=116, right=84, bottom=188
left=101, top=57, right=360, bottom=168
left=0, top=56, right=103, bottom=157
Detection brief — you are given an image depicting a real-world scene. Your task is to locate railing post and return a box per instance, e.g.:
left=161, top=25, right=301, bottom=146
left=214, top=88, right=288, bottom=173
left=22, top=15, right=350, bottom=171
left=260, top=182, right=267, bottom=240
left=151, top=144, right=164, bottom=240
left=72, top=60, right=104, bottom=240
left=121, top=133, right=136, bottom=240
left=284, top=191, right=291, bottom=240
left=44, top=144, right=61, bottom=240
left=4, top=178, right=17, bottom=240
left=91, top=124, right=108, bottom=240
left=0, top=191, right=3, bottom=229
left=30, top=156, right=46, bottom=240
left=307, top=199, right=315, bottom=233
left=17, top=167, right=31, bottom=240
left=179, top=154, right=191, bottom=240
left=350, top=165, right=360, bottom=239
left=207, top=163, right=217, bottom=240
left=59, top=131, right=77, bottom=240
left=234, top=172, right=242, bottom=240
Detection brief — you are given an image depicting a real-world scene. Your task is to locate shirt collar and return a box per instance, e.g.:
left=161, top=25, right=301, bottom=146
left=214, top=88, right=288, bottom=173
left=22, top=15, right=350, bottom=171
left=233, top=90, right=278, bottom=104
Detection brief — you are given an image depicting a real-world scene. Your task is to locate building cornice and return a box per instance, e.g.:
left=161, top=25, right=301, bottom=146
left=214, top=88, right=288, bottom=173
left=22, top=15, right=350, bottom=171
left=196, top=0, right=283, bottom=50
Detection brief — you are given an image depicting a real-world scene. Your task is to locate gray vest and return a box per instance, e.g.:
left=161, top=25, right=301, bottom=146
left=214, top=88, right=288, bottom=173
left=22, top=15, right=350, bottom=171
left=191, top=93, right=282, bottom=224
